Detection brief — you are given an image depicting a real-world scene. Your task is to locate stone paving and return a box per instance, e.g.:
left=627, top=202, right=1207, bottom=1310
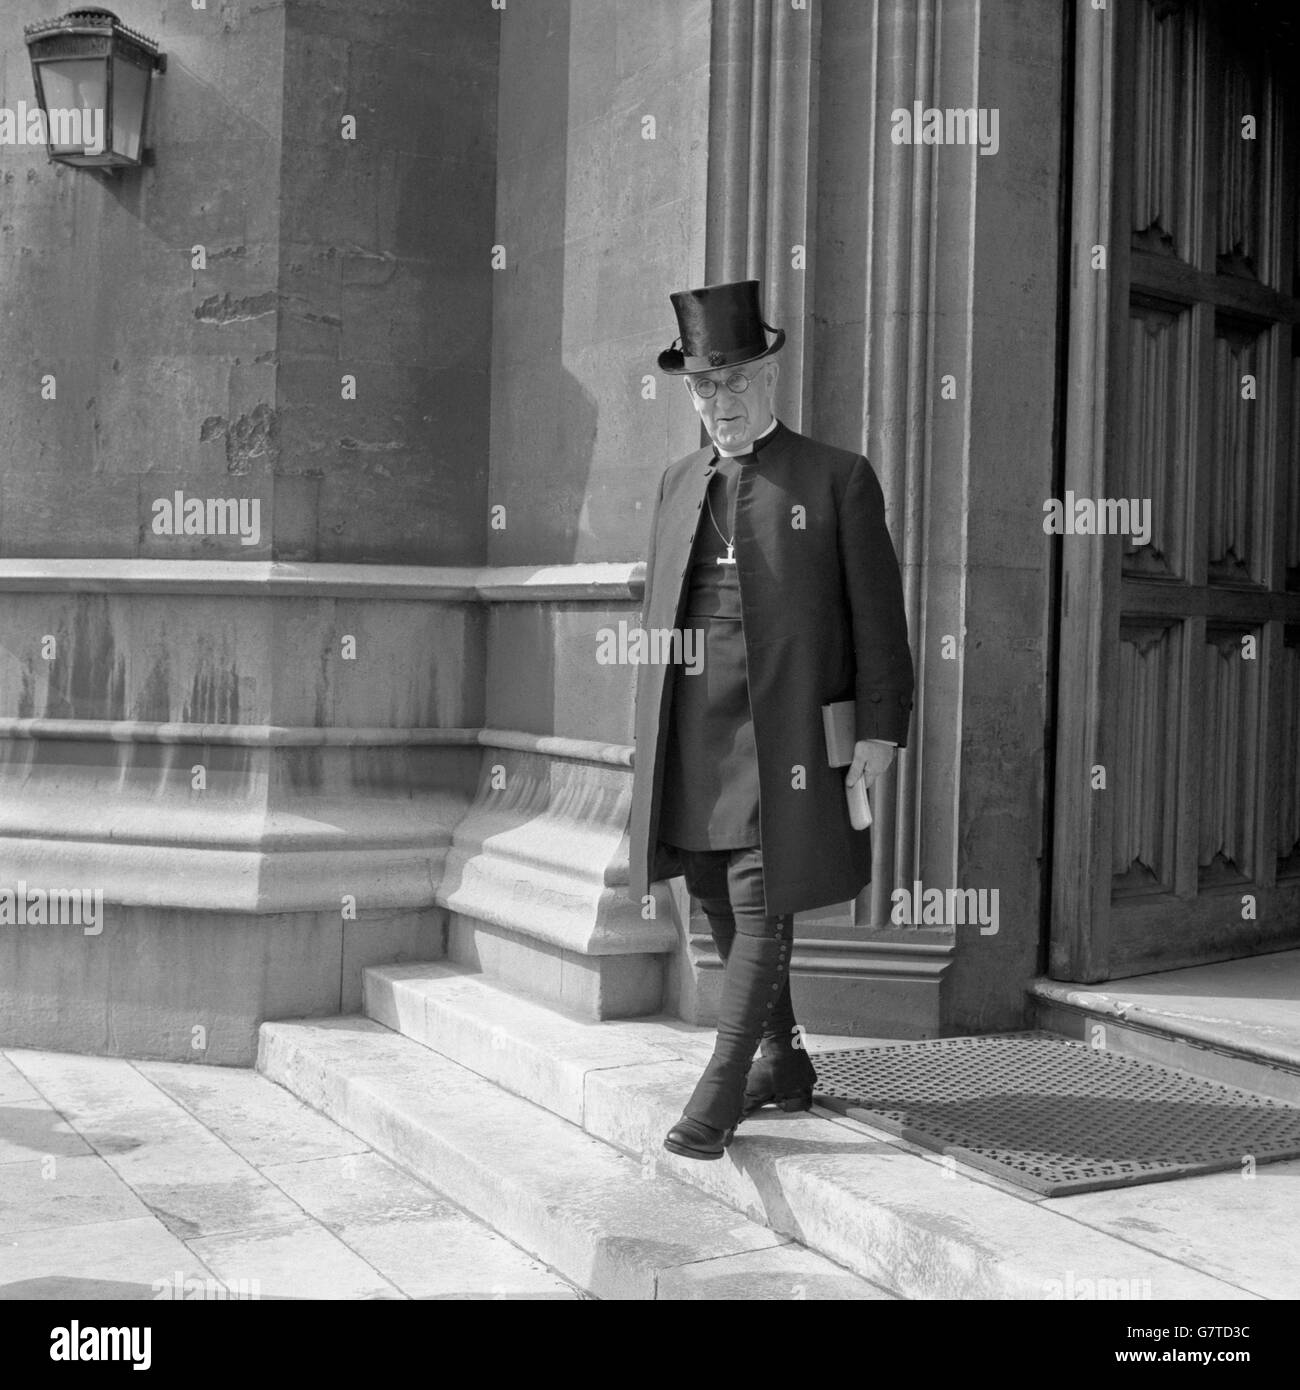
left=0, top=1048, right=580, bottom=1300
left=9, top=1006, right=1300, bottom=1301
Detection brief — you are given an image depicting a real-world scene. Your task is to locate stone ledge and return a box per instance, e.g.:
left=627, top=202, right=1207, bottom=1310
left=0, top=717, right=632, bottom=765
left=0, top=718, right=481, bottom=748
left=0, top=558, right=646, bottom=602
left=0, top=734, right=647, bottom=952
left=0, top=780, right=465, bottom=913
left=1030, top=963, right=1300, bottom=1072
left=1031, top=963, right=1300, bottom=1105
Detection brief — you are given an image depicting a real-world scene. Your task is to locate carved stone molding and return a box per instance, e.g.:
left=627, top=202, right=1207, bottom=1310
left=0, top=558, right=644, bottom=603
left=707, top=0, right=821, bottom=427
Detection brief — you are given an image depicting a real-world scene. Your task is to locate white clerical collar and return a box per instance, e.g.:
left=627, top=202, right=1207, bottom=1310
left=715, top=416, right=779, bottom=458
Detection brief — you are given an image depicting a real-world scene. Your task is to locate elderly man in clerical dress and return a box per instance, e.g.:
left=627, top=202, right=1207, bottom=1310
left=629, top=280, right=915, bottom=1160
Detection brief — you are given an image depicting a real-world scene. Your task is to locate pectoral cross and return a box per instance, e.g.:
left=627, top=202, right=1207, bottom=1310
left=705, top=483, right=736, bottom=565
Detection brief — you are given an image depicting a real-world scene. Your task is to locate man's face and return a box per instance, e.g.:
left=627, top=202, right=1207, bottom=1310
left=684, top=355, right=780, bottom=452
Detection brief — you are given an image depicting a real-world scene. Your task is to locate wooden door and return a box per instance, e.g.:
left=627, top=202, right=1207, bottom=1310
left=1052, top=0, right=1300, bottom=981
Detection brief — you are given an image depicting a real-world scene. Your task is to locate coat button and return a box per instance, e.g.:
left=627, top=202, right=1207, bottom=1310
left=870, top=694, right=882, bottom=703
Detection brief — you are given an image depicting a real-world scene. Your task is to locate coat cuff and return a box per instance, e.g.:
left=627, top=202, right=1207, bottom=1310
left=855, top=691, right=913, bottom=746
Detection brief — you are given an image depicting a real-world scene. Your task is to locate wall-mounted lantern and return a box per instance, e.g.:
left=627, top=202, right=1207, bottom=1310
left=23, top=8, right=165, bottom=170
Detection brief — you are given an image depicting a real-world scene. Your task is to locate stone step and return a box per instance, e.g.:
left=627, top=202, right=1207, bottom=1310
left=1, top=1046, right=583, bottom=1301
left=1030, top=963, right=1300, bottom=1106
left=360, top=961, right=1263, bottom=1301
left=256, top=1015, right=894, bottom=1301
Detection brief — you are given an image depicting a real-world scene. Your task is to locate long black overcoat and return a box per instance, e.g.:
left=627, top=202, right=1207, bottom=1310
left=628, top=420, right=914, bottom=916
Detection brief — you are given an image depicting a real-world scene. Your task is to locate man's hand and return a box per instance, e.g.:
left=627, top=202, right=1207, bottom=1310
left=846, top=739, right=896, bottom=792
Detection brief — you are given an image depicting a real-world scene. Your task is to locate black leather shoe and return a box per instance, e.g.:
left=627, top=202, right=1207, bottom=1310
left=742, top=1050, right=817, bottom=1117
left=663, top=1115, right=734, bottom=1160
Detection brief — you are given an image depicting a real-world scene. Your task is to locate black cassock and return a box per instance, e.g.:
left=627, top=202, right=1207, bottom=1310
left=658, top=448, right=763, bottom=851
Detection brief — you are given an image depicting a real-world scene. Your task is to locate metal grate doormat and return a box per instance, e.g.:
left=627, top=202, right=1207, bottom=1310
left=809, top=1032, right=1300, bottom=1197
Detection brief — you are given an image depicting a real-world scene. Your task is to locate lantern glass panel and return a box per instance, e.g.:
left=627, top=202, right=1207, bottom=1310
left=111, top=55, right=148, bottom=162
left=38, top=59, right=107, bottom=154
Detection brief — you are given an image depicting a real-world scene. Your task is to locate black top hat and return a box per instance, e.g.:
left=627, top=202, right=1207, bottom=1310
left=657, top=279, right=786, bottom=374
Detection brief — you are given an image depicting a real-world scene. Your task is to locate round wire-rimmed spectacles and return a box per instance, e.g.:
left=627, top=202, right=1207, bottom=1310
left=687, top=369, right=757, bottom=399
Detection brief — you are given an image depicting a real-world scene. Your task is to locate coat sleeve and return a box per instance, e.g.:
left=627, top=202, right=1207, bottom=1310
left=838, top=456, right=915, bottom=747
left=639, top=468, right=668, bottom=624
left=631, top=467, right=669, bottom=755
left=631, top=465, right=683, bottom=888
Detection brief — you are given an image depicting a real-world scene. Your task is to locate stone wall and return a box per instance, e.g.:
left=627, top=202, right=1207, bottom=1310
left=275, top=0, right=498, bottom=564
left=0, top=0, right=286, bottom=558
left=0, top=1, right=502, bottom=1063
left=0, top=0, right=498, bottom=564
